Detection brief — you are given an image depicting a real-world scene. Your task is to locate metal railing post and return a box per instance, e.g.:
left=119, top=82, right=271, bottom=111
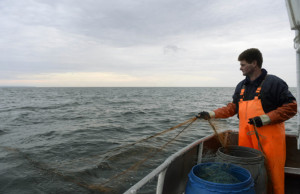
left=156, top=168, right=167, bottom=194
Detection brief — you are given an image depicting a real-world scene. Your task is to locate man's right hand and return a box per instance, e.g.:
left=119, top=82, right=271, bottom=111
left=196, top=111, right=211, bottom=120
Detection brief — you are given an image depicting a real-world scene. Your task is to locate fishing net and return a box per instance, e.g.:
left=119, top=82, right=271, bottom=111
left=198, top=119, right=239, bottom=165
left=2, top=117, right=234, bottom=193
left=1, top=117, right=198, bottom=193
left=207, top=119, right=236, bottom=148
left=195, top=163, right=241, bottom=184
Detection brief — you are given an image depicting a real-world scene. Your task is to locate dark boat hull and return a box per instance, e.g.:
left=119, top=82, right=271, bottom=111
left=125, top=131, right=300, bottom=194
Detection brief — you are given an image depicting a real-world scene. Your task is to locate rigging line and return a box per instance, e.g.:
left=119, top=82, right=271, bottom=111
left=90, top=117, right=198, bottom=189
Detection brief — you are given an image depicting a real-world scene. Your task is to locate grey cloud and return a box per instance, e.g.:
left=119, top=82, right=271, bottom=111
left=163, top=45, right=185, bottom=54
left=0, top=0, right=294, bottom=86
left=0, top=0, right=285, bottom=46
left=0, top=1, right=241, bottom=45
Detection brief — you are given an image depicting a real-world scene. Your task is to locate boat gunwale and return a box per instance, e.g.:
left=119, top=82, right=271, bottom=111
left=124, top=130, right=299, bottom=194
left=124, top=131, right=232, bottom=194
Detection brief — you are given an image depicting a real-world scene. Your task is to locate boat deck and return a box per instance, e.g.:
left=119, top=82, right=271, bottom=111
left=125, top=131, right=300, bottom=194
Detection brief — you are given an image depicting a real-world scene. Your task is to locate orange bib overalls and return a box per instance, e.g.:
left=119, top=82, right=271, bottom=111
left=238, top=84, right=286, bottom=194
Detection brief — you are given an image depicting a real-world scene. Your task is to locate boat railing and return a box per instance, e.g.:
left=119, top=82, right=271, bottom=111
left=123, top=133, right=216, bottom=194
left=124, top=130, right=299, bottom=194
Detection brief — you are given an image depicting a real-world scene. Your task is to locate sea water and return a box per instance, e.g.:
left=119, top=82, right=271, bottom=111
left=0, top=87, right=297, bottom=193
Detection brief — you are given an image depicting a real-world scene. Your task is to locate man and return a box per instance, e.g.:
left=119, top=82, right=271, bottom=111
left=198, top=48, right=297, bottom=194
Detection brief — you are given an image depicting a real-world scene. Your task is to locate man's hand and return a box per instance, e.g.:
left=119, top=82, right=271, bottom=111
left=196, top=111, right=211, bottom=120
left=248, top=116, right=263, bottom=127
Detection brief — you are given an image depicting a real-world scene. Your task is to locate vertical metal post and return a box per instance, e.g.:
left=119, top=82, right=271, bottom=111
left=296, top=30, right=300, bottom=150
left=156, top=168, right=167, bottom=194
left=197, top=142, right=204, bottom=164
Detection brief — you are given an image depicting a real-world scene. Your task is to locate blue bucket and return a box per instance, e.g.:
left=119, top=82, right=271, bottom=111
left=185, top=162, right=255, bottom=194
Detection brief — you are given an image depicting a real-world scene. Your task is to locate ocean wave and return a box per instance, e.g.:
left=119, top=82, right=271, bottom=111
left=122, top=110, right=146, bottom=116
left=0, top=101, right=83, bottom=113
left=0, top=87, right=297, bottom=194
left=0, top=129, right=7, bottom=135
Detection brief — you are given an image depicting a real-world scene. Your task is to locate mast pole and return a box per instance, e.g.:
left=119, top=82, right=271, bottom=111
left=296, top=30, right=300, bottom=150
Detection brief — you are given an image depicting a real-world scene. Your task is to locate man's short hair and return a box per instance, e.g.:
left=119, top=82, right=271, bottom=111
left=238, top=48, right=263, bottom=68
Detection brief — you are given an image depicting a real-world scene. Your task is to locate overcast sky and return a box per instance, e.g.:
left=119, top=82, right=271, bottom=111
left=0, top=0, right=297, bottom=87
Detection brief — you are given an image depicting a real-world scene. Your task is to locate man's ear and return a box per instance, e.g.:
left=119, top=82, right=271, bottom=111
left=252, top=60, right=258, bottom=68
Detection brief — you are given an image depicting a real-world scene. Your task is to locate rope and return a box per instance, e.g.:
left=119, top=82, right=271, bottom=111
left=104, top=117, right=197, bottom=155
left=251, top=121, right=273, bottom=193
left=207, top=119, right=226, bottom=147
left=52, top=117, right=197, bottom=169
left=252, top=123, right=265, bottom=157
left=1, top=117, right=198, bottom=193
left=89, top=117, right=198, bottom=189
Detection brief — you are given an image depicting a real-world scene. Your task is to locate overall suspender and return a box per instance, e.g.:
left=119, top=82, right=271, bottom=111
left=239, top=75, right=268, bottom=101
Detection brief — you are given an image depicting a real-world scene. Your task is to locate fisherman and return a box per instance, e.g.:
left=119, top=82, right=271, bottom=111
left=197, top=48, right=297, bottom=194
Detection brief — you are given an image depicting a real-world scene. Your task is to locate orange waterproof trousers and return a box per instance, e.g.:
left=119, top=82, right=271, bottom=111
left=239, top=89, right=286, bottom=194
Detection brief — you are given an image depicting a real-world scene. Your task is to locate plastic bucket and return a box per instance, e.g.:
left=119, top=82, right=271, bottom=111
left=185, top=162, right=255, bottom=194
left=216, top=146, right=267, bottom=193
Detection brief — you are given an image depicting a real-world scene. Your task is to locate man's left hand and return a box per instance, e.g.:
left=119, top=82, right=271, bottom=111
left=248, top=116, right=263, bottom=127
